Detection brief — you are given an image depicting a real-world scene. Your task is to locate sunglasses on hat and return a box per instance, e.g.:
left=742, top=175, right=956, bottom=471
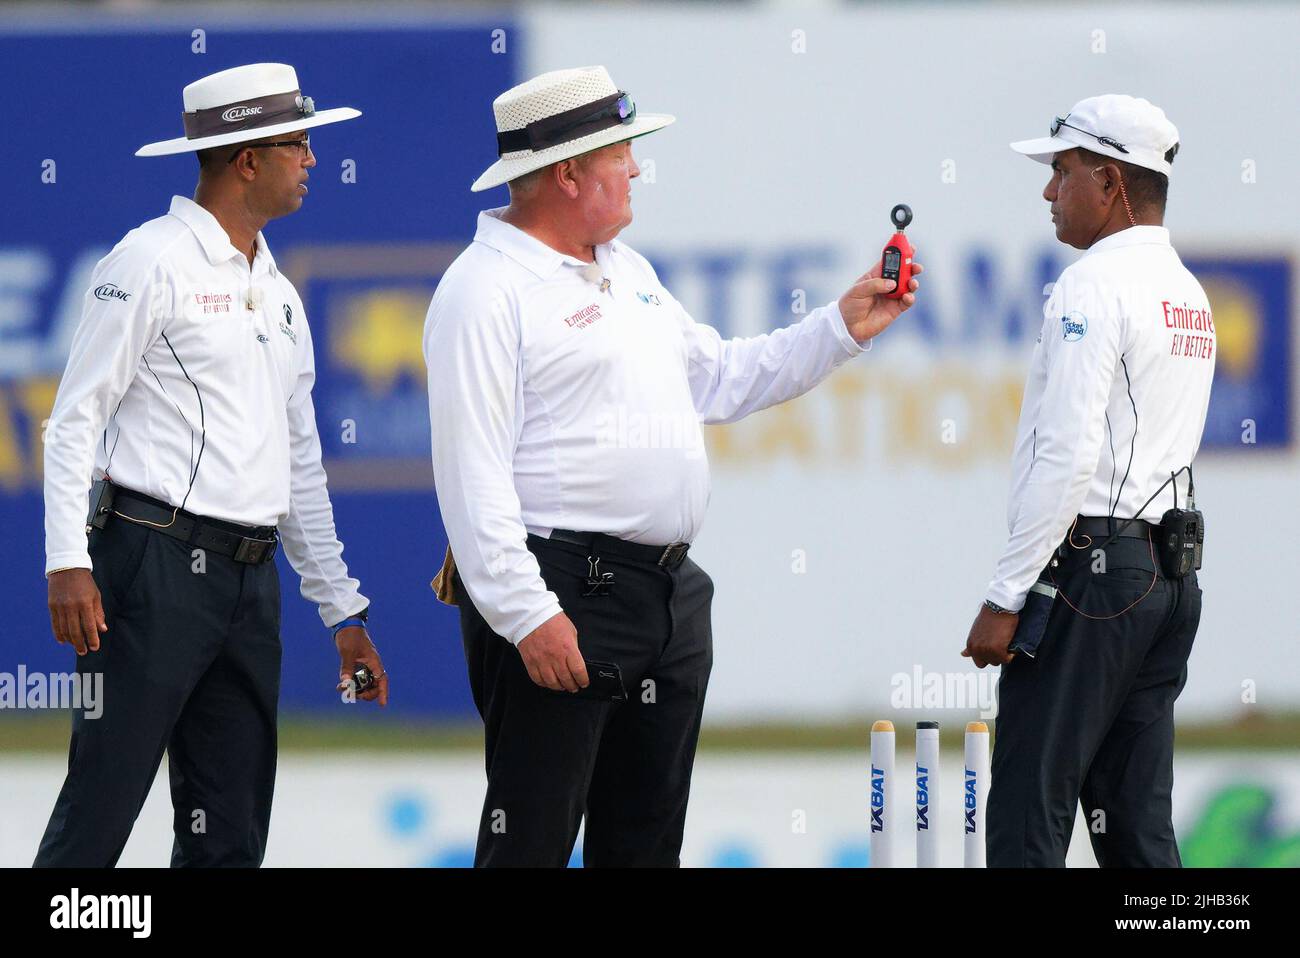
left=1052, top=115, right=1129, bottom=155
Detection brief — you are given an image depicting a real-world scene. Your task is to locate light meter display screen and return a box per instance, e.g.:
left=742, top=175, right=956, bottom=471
left=883, top=249, right=901, bottom=272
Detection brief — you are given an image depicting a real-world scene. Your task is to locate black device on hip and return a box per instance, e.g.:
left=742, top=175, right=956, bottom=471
left=86, top=478, right=117, bottom=530
left=1093, top=465, right=1204, bottom=579
left=1157, top=507, right=1204, bottom=579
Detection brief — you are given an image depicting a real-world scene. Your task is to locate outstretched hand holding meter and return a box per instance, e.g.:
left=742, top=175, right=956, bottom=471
left=839, top=203, right=923, bottom=343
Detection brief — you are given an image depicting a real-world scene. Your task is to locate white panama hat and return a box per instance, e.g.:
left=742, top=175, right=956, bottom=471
left=136, top=62, right=360, bottom=157
left=1010, top=94, right=1180, bottom=177
left=471, top=65, right=674, bottom=192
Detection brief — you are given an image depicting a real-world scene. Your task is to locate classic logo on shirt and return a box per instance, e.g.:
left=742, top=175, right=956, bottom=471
left=564, top=303, right=603, bottom=329
left=278, top=320, right=297, bottom=345
left=1062, top=311, right=1088, bottom=342
left=93, top=283, right=131, bottom=303
left=195, top=291, right=233, bottom=315
left=222, top=105, right=263, bottom=123
left=636, top=291, right=662, bottom=305
left=283, top=303, right=293, bottom=325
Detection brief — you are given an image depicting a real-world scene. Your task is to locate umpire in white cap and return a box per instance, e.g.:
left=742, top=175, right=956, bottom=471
left=426, top=65, right=922, bottom=866
left=964, top=95, right=1215, bottom=866
left=37, top=63, right=387, bottom=867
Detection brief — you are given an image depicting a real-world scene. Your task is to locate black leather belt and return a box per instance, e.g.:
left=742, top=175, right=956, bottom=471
left=108, top=485, right=279, bottom=565
left=543, top=528, right=690, bottom=569
left=1072, top=515, right=1157, bottom=540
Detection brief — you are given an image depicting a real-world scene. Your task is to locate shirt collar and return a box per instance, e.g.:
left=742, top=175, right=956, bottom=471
left=474, top=207, right=614, bottom=280
left=1082, top=225, right=1171, bottom=258
left=168, top=195, right=278, bottom=276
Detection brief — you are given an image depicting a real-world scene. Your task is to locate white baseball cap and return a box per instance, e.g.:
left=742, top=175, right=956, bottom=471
left=1010, top=94, right=1180, bottom=177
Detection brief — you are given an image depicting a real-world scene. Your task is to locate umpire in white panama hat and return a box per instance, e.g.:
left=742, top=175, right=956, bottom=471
left=37, top=63, right=387, bottom=867
left=425, top=65, right=922, bottom=866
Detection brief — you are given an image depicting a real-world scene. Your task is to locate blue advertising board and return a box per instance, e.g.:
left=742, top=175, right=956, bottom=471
left=0, top=19, right=520, bottom=716
left=1182, top=255, right=1293, bottom=449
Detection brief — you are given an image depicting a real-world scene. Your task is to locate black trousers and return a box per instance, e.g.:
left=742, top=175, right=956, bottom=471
left=988, top=532, right=1202, bottom=867
left=34, top=514, right=281, bottom=868
left=456, top=534, right=714, bottom=867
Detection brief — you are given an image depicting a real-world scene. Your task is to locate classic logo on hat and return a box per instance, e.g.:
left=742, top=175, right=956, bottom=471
left=471, top=66, right=675, bottom=193
left=222, top=105, right=264, bottom=123
left=136, top=63, right=360, bottom=158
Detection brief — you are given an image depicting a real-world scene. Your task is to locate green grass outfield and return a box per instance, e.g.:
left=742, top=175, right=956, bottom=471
left=3, top=710, right=1299, bottom=752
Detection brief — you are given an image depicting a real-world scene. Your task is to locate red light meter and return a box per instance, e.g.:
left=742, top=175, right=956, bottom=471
left=881, top=204, right=913, bottom=300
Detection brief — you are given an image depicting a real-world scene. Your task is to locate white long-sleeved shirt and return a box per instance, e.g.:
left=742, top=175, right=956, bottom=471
left=44, top=195, right=367, bottom=628
left=425, top=208, right=868, bottom=644
left=986, top=226, right=1216, bottom=611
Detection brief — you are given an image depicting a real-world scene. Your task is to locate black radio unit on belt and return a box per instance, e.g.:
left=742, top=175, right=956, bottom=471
left=1156, top=501, right=1204, bottom=579
left=86, top=478, right=117, bottom=531
left=1096, top=465, right=1204, bottom=579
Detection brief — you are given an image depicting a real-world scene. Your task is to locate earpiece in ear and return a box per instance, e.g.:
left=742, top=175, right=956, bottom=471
left=1091, top=166, right=1139, bottom=226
